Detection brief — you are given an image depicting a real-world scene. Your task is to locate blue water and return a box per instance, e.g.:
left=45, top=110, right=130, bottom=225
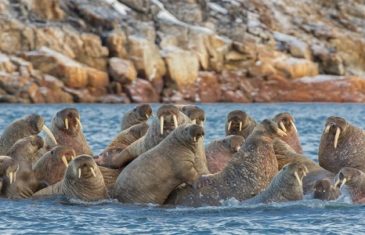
left=1, top=103, right=365, bottom=234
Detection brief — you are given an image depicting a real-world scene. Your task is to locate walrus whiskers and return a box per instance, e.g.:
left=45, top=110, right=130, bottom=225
left=90, top=167, right=96, bottom=177
left=173, top=115, right=178, bottom=129
left=228, top=121, right=232, bottom=131
left=279, top=121, right=287, bottom=132
left=290, top=120, right=297, bottom=133
left=76, top=118, right=83, bottom=130
left=324, top=125, right=330, bottom=134
left=160, top=116, right=164, bottom=135
left=334, top=127, right=341, bottom=149
left=65, top=118, right=69, bottom=130
left=239, top=121, right=242, bottom=131
left=42, top=125, right=58, bottom=145
left=61, top=155, right=69, bottom=167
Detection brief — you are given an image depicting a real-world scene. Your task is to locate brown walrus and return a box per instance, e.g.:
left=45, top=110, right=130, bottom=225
left=225, top=110, right=256, bottom=138
left=33, top=146, right=76, bottom=185
left=97, top=104, right=193, bottom=169
left=96, top=123, right=149, bottom=165
left=113, top=124, right=205, bottom=204
left=0, top=114, right=57, bottom=155
left=313, top=179, right=341, bottom=201
left=120, top=104, right=152, bottom=131
left=245, top=162, right=308, bottom=204
left=166, top=119, right=284, bottom=207
left=334, top=167, right=365, bottom=204
left=33, top=155, right=108, bottom=201
left=273, top=139, right=334, bottom=195
left=5, top=136, right=48, bottom=199
left=272, top=112, right=303, bottom=153
left=179, top=105, right=205, bottom=126
left=206, top=135, right=245, bottom=173
left=0, top=156, right=19, bottom=189
left=45, top=108, right=92, bottom=156
left=319, top=116, right=365, bottom=174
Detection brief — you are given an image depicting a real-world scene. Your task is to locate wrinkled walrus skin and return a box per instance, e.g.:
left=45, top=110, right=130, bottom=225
left=245, top=162, right=307, bottom=204
left=34, top=155, right=108, bottom=201
left=165, top=119, right=283, bottom=207
left=319, top=116, right=365, bottom=174
left=45, top=108, right=92, bottom=156
left=113, top=124, right=205, bottom=205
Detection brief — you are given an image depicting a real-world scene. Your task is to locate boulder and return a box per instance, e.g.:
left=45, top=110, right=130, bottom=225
left=109, top=57, right=137, bottom=83
left=30, top=0, right=65, bottom=20
left=125, top=79, right=159, bottom=103
left=106, top=30, right=128, bottom=58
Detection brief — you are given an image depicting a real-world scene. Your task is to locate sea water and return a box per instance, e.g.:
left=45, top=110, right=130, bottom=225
left=0, top=103, right=364, bottom=234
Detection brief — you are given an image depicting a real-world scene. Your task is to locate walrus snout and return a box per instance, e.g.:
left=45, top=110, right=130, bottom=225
left=25, top=114, right=44, bottom=134
left=157, top=105, right=180, bottom=135
left=229, top=135, right=245, bottom=153
left=50, top=146, right=76, bottom=167
left=188, top=125, right=205, bottom=142
left=0, top=156, right=18, bottom=184
left=226, top=110, right=248, bottom=133
left=261, top=119, right=287, bottom=137
left=70, top=155, right=97, bottom=179
left=181, top=106, right=205, bottom=126
left=273, top=112, right=297, bottom=134
left=136, top=104, right=152, bottom=119
left=56, top=108, right=82, bottom=131
left=323, top=117, right=347, bottom=149
left=31, top=136, right=44, bottom=149
left=334, top=167, right=357, bottom=189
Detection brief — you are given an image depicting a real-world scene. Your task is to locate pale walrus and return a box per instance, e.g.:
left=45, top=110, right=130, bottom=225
left=45, top=108, right=92, bottom=155
left=113, top=124, right=205, bottom=204
left=120, top=104, right=152, bottom=131
left=225, top=110, right=256, bottom=138
left=5, top=136, right=48, bottom=199
left=179, top=105, right=205, bottom=126
left=319, top=116, right=365, bottom=174
left=166, top=119, right=284, bottom=207
left=334, top=167, right=365, bottom=204
left=33, top=146, right=76, bottom=185
left=313, top=179, right=340, bottom=201
left=0, top=114, right=57, bottom=155
left=96, top=122, right=149, bottom=165
left=272, top=112, right=303, bottom=153
left=245, top=162, right=308, bottom=204
left=97, top=104, right=193, bottom=169
left=206, top=135, right=245, bottom=173
left=33, top=155, right=108, bottom=201
left=273, top=139, right=334, bottom=195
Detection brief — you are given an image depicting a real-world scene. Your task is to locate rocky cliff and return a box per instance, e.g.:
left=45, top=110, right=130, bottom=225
left=0, top=0, right=364, bottom=103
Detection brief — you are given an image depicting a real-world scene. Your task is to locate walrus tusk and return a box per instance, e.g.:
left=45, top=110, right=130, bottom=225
left=78, top=168, right=82, bottom=179
left=8, top=172, right=13, bottom=184
left=334, top=127, right=341, bottom=149
left=173, top=115, right=178, bottom=129
left=160, top=116, right=164, bottom=135
left=334, top=178, right=346, bottom=189
left=277, top=128, right=287, bottom=137
left=279, top=121, right=287, bottom=132
left=201, top=121, right=204, bottom=127
left=228, top=121, right=232, bottom=131
left=42, top=125, right=58, bottom=145
left=90, top=167, right=96, bottom=177
left=76, top=118, right=83, bottom=130
left=235, top=146, right=241, bottom=152
left=239, top=122, right=242, bottom=131
left=324, top=125, right=330, bottom=134
left=61, top=155, right=68, bottom=167
left=192, top=119, right=196, bottom=124
left=294, top=171, right=302, bottom=187
left=65, top=118, right=69, bottom=130
left=290, top=120, right=298, bottom=133
left=146, top=114, right=150, bottom=119
left=193, top=137, right=197, bottom=142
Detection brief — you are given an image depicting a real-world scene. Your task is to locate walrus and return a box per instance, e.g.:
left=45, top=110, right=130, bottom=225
left=97, top=104, right=195, bottom=170
left=113, top=124, right=205, bottom=204
left=121, top=104, right=152, bottom=131
left=5, top=136, right=48, bottom=199
left=96, top=122, right=149, bottom=165
left=33, top=146, right=76, bottom=185
left=272, top=112, right=302, bottom=153
left=313, top=179, right=340, bottom=201
left=45, top=108, right=92, bottom=155
left=245, top=162, right=308, bottom=204
left=0, top=114, right=57, bottom=155
left=319, top=116, right=365, bottom=174
left=225, top=110, right=256, bottom=138
left=0, top=156, right=19, bottom=187
left=206, top=135, right=245, bottom=173
left=165, top=119, right=283, bottom=207
left=334, top=167, right=365, bottom=204
left=179, top=105, right=205, bottom=126
left=273, top=139, right=334, bottom=195
left=33, top=155, right=108, bottom=201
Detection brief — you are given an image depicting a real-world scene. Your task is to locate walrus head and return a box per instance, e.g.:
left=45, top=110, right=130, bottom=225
left=188, top=124, right=205, bottom=143
left=273, top=112, right=298, bottom=135
left=48, top=146, right=76, bottom=168
left=157, top=104, right=181, bottom=135
left=53, top=108, right=83, bottom=136
left=313, top=179, right=340, bottom=201
left=0, top=156, right=19, bottom=185
left=334, top=167, right=364, bottom=189
left=322, top=116, right=348, bottom=149
left=223, top=135, right=245, bottom=153
left=259, top=119, right=288, bottom=138
left=181, top=105, right=205, bottom=126
left=225, top=110, right=250, bottom=135
left=134, top=104, right=153, bottom=121
left=7, top=135, right=44, bottom=164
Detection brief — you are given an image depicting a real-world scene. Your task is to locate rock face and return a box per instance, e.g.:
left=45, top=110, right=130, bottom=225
left=0, top=0, right=364, bottom=103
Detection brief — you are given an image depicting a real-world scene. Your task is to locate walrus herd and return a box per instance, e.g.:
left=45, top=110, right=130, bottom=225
left=0, top=104, right=364, bottom=206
